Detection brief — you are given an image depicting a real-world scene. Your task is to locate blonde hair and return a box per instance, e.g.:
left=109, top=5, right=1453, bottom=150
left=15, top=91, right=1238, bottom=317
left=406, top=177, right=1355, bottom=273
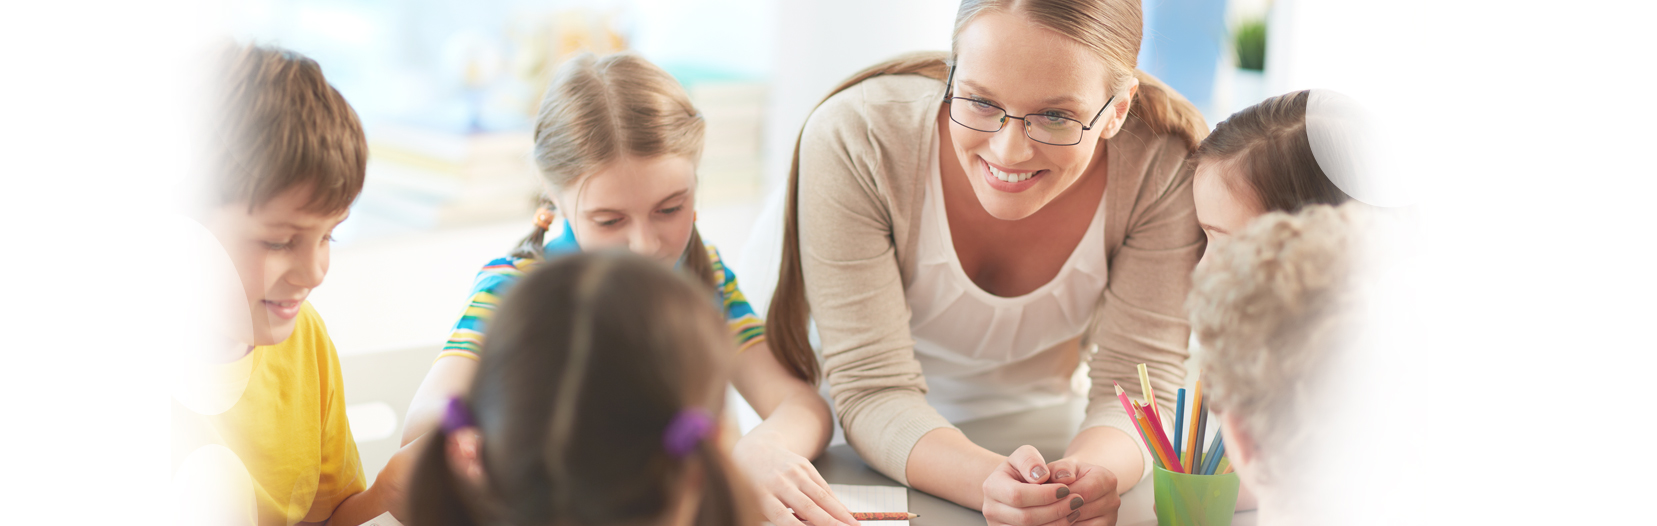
left=510, top=52, right=716, bottom=287
left=1189, top=203, right=1375, bottom=489
left=766, top=0, right=1209, bottom=385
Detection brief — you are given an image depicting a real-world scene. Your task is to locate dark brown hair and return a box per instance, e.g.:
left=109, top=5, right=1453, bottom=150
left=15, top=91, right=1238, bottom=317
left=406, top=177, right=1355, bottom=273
left=766, top=0, right=1210, bottom=385
left=508, top=53, right=716, bottom=290
left=407, top=251, right=758, bottom=526
left=208, top=43, right=366, bottom=214
left=1194, top=90, right=1350, bottom=213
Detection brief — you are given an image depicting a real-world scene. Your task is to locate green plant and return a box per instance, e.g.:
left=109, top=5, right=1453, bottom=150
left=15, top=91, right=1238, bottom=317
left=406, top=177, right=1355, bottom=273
left=1234, top=18, right=1267, bottom=71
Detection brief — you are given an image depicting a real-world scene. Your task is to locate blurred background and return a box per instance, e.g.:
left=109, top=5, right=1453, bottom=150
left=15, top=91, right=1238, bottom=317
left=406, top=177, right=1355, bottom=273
left=224, top=0, right=1337, bottom=480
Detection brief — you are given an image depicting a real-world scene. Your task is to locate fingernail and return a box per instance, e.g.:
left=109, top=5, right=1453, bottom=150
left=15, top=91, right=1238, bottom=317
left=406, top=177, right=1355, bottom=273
left=1068, top=510, right=1081, bottom=523
left=1055, top=486, right=1070, bottom=499
left=1054, top=470, right=1072, bottom=481
left=1030, top=465, right=1048, bottom=481
left=1070, top=496, right=1084, bottom=510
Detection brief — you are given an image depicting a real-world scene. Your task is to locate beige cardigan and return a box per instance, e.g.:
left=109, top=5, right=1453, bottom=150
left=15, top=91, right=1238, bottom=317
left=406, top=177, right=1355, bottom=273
left=796, top=74, right=1205, bottom=485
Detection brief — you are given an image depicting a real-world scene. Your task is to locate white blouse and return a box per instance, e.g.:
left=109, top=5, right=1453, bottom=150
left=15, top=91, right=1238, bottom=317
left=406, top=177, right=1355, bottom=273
left=905, top=142, right=1112, bottom=423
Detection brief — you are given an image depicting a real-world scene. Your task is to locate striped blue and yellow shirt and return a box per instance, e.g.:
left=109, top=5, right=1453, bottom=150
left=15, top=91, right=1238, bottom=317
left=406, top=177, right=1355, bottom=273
left=438, top=220, right=765, bottom=361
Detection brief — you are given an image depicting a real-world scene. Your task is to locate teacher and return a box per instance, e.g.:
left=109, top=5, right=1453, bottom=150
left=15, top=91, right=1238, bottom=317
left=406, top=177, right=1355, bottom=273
left=766, top=1, right=1207, bottom=524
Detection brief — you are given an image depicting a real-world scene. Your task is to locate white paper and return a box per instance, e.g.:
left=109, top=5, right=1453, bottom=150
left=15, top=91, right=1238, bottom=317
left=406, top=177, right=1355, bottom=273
left=357, top=511, right=404, bottom=526
left=828, top=484, right=908, bottom=525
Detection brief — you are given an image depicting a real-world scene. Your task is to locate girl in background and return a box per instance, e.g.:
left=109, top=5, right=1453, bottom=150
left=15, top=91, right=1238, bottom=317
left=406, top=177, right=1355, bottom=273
left=402, top=52, right=855, bottom=526
left=406, top=252, right=759, bottom=526
left=1190, top=90, right=1361, bottom=261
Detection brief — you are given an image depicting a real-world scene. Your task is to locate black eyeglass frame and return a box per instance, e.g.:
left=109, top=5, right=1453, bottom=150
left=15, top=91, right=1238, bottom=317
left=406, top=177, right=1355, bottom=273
left=941, top=64, right=1116, bottom=146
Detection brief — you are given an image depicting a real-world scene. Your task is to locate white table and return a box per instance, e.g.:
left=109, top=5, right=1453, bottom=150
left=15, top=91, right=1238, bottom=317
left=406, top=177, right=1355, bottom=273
left=812, top=401, right=1256, bottom=526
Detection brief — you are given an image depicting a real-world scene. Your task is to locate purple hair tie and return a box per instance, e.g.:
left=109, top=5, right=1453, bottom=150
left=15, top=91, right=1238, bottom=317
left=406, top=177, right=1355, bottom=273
left=442, top=396, right=476, bottom=433
left=662, top=408, right=714, bottom=458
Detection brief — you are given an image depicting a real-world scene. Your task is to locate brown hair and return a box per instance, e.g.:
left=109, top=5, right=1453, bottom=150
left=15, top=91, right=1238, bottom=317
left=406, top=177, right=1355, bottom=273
left=765, top=0, right=1209, bottom=385
left=1194, top=90, right=1351, bottom=213
left=509, top=52, right=716, bottom=289
left=208, top=43, right=366, bottom=214
left=407, top=251, right=759, bottom=526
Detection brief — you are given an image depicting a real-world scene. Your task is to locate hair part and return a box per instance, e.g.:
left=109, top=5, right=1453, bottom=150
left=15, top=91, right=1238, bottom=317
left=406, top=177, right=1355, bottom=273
left=952, top=0, right=1206, bottom=150
left=406, top=251, right=758, bottom=526
left=507, top=52, right=717, bottom=289
left=208, top=43, right=366, bottom=215
left=1195, top=90, right=1351, bottom=214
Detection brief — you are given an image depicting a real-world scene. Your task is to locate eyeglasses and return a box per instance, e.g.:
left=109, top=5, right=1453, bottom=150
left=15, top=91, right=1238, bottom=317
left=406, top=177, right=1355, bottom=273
left=942, top=65, right=1115, bottom=146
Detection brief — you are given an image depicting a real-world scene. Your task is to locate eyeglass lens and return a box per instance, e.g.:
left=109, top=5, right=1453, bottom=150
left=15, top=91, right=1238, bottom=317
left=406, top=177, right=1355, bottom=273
left=948, top=98, right=1084, bottom=145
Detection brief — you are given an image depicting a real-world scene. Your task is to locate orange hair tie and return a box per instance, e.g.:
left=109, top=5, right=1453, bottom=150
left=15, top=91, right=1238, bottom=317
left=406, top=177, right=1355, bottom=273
left=533, top=207, right=556, bottom=230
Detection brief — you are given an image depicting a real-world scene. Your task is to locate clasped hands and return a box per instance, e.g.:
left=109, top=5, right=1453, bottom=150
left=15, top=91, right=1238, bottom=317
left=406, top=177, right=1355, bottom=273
left=982, top=445, right=1120, bottom=526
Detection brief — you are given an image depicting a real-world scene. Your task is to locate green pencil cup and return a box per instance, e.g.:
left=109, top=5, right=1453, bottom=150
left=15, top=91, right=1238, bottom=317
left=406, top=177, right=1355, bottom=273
left=1152, top=466, right=1240, bottom=526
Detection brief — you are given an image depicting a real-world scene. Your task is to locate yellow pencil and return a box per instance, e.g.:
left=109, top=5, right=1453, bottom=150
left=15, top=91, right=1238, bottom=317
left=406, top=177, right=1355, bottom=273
left=1184, top=378, right=1202, bottom=473
left=1137, top=363, right=1161, bottom=422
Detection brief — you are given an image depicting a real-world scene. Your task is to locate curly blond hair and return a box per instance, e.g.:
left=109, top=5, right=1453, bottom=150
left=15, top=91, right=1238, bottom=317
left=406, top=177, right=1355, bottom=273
left=1189, top=203, right=1380, bottom=489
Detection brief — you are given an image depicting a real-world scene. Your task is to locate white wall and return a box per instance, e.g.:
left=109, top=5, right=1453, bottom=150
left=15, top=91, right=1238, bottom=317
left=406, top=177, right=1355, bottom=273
left=762, top=0, right=959, bottom=192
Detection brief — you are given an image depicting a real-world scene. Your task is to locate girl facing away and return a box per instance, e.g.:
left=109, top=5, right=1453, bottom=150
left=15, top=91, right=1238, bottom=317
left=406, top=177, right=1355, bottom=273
left=405, top=251, right=760, bottom=526
left=401, top=53, right=856, bottom=526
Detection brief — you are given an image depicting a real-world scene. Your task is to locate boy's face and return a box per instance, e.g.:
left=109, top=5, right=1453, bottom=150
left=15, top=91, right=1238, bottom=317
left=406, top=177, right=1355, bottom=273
left=207, top=185, right=348, bottom=346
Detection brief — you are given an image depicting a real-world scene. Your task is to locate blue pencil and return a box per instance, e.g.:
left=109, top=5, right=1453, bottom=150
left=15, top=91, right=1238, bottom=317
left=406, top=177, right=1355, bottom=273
left=1201, top=432, right=1226, bottom=475
left=1173, top=388, right=1186, bottom=463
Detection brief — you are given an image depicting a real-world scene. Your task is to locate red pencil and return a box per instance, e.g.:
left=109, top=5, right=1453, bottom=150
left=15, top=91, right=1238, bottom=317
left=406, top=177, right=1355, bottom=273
left=1132, top=399, right=1185, bottom=473
left=793, top=512, right=919, bottom=521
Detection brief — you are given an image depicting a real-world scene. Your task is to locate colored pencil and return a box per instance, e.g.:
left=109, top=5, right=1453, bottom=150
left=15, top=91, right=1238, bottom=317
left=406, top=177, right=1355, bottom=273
left=1116, top=383, right=1165, bottom=470
left=1201, top=432, right=1226, bottom=475
left=1215, top=456, right=1230, bottom=475
left=1220, top=463, right=1234, bottom=475
left=1184, top=379, right=1202, bottom=473
left=1136, top=399, right=1179, bottom=467
left=794, top=512, right=919, bottom=522
left=1137, top=363, right=1161, bottom=421
left=1113, top=383, right=1136, bottom=420
left=1130, top=412, right=1165, bottom=470
left=1206, top=441, right=1227, bottom=475
left=1173, top=388, right=1186, bottom=463
left=1193, top=391, right=1209, bottom=475
left=1132, top=400, right=1184, bottom=473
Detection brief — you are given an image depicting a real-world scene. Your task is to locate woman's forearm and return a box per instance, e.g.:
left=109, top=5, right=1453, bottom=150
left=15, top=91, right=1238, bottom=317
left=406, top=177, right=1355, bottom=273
left=904, top=428, right=1006, bottom=509
left=1064, top=426, right=1146, bottom=494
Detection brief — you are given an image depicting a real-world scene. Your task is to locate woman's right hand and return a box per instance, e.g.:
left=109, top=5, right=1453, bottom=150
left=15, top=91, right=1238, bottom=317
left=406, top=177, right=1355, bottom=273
left=982, top=445, right=1086, bottom=526
left=732, top=432, right=860, bottom=526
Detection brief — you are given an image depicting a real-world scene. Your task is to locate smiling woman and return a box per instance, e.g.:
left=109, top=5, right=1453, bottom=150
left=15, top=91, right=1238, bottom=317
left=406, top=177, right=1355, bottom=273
left=765, top=1, right=1210, bottom=525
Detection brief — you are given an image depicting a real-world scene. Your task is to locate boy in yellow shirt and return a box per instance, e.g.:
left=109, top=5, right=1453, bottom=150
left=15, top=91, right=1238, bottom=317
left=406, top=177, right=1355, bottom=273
left=172, top=44, right=404, bottom=525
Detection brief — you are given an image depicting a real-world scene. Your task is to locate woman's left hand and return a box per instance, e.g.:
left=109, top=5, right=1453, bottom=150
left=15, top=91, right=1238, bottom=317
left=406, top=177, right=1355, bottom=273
left=732, top=433, right=860, bottom=526
left=1043, top=458, right=1121, bottom=525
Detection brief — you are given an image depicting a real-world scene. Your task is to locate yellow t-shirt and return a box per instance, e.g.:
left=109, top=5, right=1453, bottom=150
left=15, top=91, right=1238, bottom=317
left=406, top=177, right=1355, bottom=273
left=171, top=302, right=366, bottom=525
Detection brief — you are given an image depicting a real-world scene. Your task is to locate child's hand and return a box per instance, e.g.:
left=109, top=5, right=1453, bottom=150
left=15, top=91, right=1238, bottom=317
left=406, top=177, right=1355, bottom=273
left=1042, top=457, right=1121, bottom=525
left=981, top=445, right=1080, bottom=526
left=732, top=433, right=859, bottom=526
left=370, top=434, right=428, bottom=517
